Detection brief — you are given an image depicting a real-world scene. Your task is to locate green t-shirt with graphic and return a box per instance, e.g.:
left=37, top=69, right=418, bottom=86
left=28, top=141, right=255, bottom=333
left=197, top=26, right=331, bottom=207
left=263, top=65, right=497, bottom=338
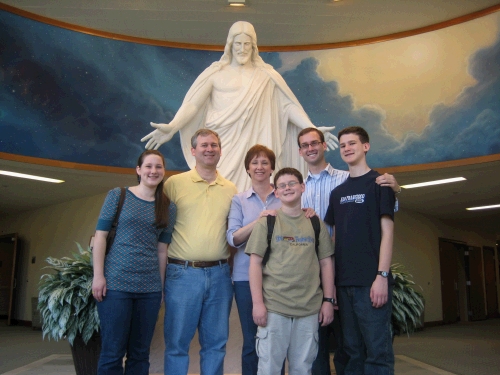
left=246, top=209, right=334, bottom=317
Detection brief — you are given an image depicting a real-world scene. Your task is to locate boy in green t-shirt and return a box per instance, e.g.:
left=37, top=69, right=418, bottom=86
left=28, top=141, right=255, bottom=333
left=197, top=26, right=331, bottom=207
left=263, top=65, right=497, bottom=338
left=246, top=167, right=335, bottom=375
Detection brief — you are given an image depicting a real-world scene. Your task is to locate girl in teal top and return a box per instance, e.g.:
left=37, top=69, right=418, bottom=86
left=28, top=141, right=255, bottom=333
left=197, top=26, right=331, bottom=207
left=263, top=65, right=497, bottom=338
left=92, top=150, right=173, bottom=375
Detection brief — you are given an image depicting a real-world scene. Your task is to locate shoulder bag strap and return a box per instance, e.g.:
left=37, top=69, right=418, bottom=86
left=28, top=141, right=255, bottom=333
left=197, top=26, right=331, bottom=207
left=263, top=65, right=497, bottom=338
left=262, top=215, right=276, bottom=267
left=310, top=215, right=321, bottom=258
left=112, top=188, right=126, bottom=227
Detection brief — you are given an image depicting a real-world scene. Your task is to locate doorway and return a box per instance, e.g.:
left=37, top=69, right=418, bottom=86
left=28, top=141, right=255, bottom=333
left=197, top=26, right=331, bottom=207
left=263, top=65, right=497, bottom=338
left=439, top=239, right=462, bottom=323
left=466, top=246, right=487, bottom=321
left=0, top=233, right=18, bottom=325
left=483, top=246, right=499, bottom=318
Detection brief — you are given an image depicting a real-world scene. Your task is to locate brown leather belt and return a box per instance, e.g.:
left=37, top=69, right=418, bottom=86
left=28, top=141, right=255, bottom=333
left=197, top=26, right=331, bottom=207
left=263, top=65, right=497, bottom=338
left=168, top=257, right=228, bottom=268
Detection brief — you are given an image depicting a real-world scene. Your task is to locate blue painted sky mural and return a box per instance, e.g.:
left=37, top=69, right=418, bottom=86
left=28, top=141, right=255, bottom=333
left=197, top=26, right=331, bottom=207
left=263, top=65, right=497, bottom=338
left=1, top=10, right=499, bottom=171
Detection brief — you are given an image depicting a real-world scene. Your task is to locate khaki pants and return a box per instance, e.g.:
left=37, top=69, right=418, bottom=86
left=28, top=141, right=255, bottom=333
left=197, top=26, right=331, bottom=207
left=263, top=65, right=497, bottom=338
left=256, top=312, right=319, bottom=375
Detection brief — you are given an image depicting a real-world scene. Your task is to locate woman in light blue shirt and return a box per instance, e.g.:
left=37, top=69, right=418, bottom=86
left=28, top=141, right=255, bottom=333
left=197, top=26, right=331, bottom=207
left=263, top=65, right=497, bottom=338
left=227, top=145, right=281, bottom=375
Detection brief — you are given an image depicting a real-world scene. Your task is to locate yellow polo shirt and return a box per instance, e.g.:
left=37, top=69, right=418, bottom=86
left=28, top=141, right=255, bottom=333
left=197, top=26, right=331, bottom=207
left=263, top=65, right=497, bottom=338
left=165, top=169, right=237, bottom=261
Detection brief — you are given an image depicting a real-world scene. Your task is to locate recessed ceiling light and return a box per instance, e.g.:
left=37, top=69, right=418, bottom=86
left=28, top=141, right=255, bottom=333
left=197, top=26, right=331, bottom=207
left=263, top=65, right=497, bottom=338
left=401, top=177, right=466, bottom=189
left=466, top=204, right=500, bottom=211
left=0, top=170, right=65, bottom=184
left=228, top=0, right=246, bottom=6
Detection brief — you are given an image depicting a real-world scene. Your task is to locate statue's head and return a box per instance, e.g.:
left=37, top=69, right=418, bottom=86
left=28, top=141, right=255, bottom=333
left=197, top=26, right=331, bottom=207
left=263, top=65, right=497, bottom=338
left=220, top=21, right=264, bottom=67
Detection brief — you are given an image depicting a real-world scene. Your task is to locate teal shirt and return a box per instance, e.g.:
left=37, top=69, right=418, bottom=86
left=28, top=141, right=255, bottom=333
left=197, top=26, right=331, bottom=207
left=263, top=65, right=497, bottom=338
left=96, top=187, right=175, bottom=293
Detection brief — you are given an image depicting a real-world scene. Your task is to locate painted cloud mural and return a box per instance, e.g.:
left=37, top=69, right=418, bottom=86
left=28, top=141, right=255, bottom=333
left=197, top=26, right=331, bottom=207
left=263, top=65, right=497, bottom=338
left=1, top=9, right=499, bottom=171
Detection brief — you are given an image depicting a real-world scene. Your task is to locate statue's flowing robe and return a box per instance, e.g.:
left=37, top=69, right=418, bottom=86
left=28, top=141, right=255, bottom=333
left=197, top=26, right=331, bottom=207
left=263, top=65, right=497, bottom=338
left=179, top=62, right=309, bottom=192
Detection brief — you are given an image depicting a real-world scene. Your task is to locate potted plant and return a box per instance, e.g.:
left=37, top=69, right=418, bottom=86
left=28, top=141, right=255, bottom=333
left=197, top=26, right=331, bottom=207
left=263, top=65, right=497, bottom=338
left=38, top=242, right=101, bottom=375
left=391, top=262, right=425, bottom=337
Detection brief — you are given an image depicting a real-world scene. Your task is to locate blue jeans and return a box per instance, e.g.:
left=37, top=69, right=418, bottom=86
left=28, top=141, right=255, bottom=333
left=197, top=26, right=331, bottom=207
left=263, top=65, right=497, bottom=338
left=234, top=281, right=259, bottom=375
left=337, top=286, right=394, bottom=375
left=164, top=262, right=233, bottom=375
left=312, top=310, right=348, bottom=375
left=96, top=290, right=162, bottom=375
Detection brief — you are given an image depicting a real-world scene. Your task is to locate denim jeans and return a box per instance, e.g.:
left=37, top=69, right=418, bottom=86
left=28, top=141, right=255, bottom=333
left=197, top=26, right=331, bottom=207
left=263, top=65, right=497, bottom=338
left=332, top=309, right=349, bottom=375
left=312, top=310, right=348, bottom=375
left=234, top=281, right=286, bottom=375
left=234, top=281, right=259, bottom=375
left=96, top=290, right=162, bottom=375
left=337, top=286, right=394, bottom=375
left=164, top=262, right=233, bottom=375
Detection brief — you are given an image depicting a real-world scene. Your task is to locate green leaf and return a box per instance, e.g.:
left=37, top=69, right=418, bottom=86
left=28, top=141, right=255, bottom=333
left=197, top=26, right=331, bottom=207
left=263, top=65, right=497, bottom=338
left=38, top=242, right=99, bottom=343
left=391, top=262, right=424, bottom=335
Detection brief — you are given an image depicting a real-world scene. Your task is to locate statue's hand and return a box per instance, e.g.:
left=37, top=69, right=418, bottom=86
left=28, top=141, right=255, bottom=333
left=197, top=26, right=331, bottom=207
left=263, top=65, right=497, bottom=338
left=140, top=122, right=177, bottom=150
left=317, top=126, right=339, bottom=151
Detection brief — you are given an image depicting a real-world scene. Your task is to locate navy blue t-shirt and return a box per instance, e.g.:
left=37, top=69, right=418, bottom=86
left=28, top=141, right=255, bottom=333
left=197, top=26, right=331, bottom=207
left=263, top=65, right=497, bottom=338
left=324, top=170, right=395, bottom=286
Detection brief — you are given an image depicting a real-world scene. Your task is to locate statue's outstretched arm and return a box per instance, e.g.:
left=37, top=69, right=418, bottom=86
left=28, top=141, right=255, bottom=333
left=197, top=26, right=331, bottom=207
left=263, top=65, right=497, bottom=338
left=288, top=105, right=339, bottom=151
left=141, top=76, right=214, bottom=150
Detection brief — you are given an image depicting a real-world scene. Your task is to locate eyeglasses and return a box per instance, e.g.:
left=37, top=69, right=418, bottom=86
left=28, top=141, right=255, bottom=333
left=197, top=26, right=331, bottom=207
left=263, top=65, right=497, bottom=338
left=299, top=140, right=321, bottom=149
left=276, top=181, right=300, bottom=190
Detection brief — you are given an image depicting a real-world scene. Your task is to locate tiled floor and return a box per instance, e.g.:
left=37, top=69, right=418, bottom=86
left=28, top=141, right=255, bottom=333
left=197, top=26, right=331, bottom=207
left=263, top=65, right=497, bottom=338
left=1, top=355, right=75, bottom=375
left=1, top=309, right=499, bottom=375
left=0, top=354, right=463, bottom=375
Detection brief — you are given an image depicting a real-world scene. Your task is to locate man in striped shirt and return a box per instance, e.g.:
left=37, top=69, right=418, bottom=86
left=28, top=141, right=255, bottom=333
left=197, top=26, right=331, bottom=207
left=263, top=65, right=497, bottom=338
left=298, top=127, right=400, bottom=375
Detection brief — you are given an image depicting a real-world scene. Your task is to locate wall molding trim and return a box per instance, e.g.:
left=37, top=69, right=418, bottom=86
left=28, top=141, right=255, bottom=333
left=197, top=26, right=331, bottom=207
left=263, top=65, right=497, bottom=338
left=0, top=152, right=182, bottom=177
left=377, top=153, right=500, bottom=175
left=0, top=152, right=136, bottom=175
left=2, top=151, right=500, bottom=176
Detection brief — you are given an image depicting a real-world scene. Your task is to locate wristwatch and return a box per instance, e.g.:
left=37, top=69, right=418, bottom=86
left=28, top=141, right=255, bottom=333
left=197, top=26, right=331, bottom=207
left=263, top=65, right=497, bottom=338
left=377, top=270, right=389, bottom=278
left=322, top=297, right=337, bottom=305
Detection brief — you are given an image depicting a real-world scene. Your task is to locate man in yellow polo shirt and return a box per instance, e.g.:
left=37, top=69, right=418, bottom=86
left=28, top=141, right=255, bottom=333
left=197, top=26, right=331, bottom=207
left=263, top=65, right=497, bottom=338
left=163, top=129, right=237, bottom=375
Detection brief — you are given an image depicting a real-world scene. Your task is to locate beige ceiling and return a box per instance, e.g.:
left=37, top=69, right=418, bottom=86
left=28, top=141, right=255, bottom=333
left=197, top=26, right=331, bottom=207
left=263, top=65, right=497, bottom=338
left=0, top=158, right=137, bottom=214
left=2, top=0, right=500, bottom=46
left=1, top=0, right=500, bottom=236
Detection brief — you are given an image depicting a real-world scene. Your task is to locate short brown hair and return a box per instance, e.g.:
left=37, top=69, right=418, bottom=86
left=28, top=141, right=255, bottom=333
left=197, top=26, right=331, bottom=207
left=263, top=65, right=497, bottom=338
left=338, top=126, right=369, bottom=144
left=274, top=167, right=303, bottom=187
left=191, top=129, right=221, bottom=148
left=297, top=127, right=325, bottom=147
left=244, top=145, right=276, bottom=170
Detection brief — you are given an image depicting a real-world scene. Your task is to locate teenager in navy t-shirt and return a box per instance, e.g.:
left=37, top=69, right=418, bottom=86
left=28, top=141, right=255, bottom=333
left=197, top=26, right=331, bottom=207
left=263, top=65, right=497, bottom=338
left=324, top=126, right=396, bottom=375
left=324, top=169, right=395, bottom=287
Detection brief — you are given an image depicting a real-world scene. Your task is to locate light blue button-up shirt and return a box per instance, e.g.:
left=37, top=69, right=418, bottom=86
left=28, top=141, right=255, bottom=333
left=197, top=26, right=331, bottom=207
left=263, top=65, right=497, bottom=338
left=302, top=164, right=350, bottom=236
left=227, top=186, right=281, bottom=281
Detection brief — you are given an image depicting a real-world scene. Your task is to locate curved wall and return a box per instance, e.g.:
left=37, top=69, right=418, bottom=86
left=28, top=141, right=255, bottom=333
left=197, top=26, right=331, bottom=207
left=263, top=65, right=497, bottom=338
left=1, top=6, right=499, bottom=172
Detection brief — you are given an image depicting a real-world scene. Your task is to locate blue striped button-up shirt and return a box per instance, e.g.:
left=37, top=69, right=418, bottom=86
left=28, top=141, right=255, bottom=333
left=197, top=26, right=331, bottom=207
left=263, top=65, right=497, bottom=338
left=301, top=164, right=350, bottom=236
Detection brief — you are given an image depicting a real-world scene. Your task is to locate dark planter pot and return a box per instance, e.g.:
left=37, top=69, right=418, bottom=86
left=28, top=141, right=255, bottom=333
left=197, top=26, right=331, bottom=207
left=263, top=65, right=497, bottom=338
left=70, top=333, right=101, bottom=375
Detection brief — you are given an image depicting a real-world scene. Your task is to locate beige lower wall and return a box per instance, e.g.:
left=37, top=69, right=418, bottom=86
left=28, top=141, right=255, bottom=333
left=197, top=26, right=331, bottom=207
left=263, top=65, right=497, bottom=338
left=0, top=194, right=497, bottom=323
left=393, top=209, right=497, bottom=323
left=392, top=210, right=443, bottom=323
left=0, top=193, right=107, bottom=321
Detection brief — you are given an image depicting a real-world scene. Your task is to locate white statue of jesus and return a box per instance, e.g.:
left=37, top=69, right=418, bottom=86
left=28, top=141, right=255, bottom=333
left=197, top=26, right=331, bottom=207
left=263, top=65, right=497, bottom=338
left=141, top=21, right=337, bottom=191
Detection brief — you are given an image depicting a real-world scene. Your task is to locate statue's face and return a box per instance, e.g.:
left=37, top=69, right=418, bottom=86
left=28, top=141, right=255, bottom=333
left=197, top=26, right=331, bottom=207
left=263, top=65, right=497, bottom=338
left=232, top=33, right=253, bottom=66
